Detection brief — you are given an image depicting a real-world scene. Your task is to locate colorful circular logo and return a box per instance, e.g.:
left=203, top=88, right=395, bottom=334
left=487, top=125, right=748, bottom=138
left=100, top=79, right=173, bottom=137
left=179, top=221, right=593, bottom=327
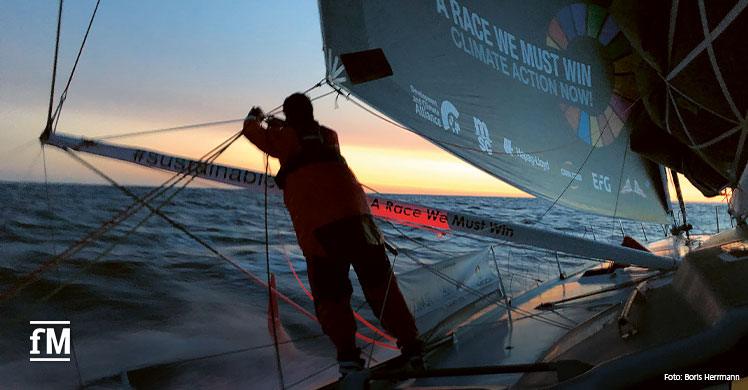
left=546, top=3, right=637, bottom=147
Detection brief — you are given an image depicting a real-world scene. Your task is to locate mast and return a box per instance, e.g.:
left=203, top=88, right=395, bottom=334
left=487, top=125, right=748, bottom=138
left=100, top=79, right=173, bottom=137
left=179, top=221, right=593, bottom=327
left=669, top=169, right=692, bottom=240
left=728, top=162, right=748, bottom=225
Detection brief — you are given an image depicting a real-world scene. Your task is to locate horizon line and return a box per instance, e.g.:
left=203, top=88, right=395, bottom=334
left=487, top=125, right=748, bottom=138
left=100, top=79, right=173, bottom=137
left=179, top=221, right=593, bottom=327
left=0, top=179, right=729, bottom=204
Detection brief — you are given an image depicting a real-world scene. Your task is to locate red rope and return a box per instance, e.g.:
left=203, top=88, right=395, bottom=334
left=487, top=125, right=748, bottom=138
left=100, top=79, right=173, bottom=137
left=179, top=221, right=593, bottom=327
left=281, top=246, right=398, bottom=348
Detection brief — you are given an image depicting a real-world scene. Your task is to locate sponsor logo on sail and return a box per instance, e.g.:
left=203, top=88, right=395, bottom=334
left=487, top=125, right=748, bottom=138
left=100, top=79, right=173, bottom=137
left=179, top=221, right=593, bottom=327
left=560, top=168, right=582, bottom=182
left=503, top=138, right=550, bottom=172
left=410, top=85, right=463, bottom=136
left=621, top=177, right=646, bottom=198
left=473, top=117, right=493, bottom=155
left=325, top=49, right=347, bottom=84
left=503, top=138, right=513, bottom=155
left=560, top=161, right=582, bottom=189
left=410, top=85, right=443, bottom=128
left=591, top=172, right=612, bottom=192
left=441, top=101, right=461, bottom=134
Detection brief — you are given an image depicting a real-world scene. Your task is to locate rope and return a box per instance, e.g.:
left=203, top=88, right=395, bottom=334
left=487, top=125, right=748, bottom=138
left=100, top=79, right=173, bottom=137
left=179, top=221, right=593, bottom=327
left=326, top=80, right=577, bottom=159
left=264, top=152, right=286, bottom=388
left=64, top=148, right=320, bottom=322
left=95, top=118, right=247, bottom=140
left=537, top=120, right=604, bottom=221
left=36, top=133, right=244, bottom=303
left=32, top=6, right=329, bottom=381
left=538, top=98, right=640, bottom=221
left=0, top=139, right=39, bottom=164
left=24, top=99, right=323, bottom=303
left=362, top=184, right=610, bottom=265
left=286, top=361, right=339, bottom=389
left=44, top=0, right=64, bottom=133
left=265, top=205, right=398, bottom=349
left=92, top=79, right=329, bottom=141
left=42, top=143, right=85, bottom=386
left=255, top=79, right=331, bottom=389
left=611, top=138, right=630, bottom=221
left=361, top=188, right=575, bottom=332
left=51, top=0, right=102, bottom=132
left=1, top=132, right=240, bottom=301
left=365, top=251, right=400, bottom=368
left=281, top=246, right=398, bottom=345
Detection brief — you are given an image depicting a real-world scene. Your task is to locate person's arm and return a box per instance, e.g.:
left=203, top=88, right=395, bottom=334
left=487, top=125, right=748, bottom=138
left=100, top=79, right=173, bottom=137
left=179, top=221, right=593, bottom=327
left=242, top=107, right=281, bottom=157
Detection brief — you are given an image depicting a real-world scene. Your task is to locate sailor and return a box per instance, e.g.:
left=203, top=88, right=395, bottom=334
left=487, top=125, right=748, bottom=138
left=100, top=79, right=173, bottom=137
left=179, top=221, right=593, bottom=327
left=242, top=93, right=423, bottom=376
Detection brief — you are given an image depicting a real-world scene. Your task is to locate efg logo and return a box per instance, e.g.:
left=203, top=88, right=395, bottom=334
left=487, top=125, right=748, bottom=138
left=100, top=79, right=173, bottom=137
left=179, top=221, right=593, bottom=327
left=29, top=321, right=71, bottom=362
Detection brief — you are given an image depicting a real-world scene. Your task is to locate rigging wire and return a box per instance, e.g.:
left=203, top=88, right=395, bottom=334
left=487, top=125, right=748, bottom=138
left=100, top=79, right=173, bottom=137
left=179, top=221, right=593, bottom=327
left=0, top=132, right=241, bottom=301
left=286, top=361, right=340, bottom=389
left=15, top=79, right=334, bottom=354
left=51, top=0, right=102, bottom=132
left=359, top=187, right=577, bottom=331
left=19, top=77, right=328, bottom=302
left=364, top=251, right=400, bottom=368
left=324, top=81, right=577, bottom=159
left=249, top=80, right=332, bottom=389
left=91, top=80, right=330, bottom=141
left=38, top=2, right=85, bottom=381
left=256, top=79, right=329, bottom=389
left=611, top=138, right=631, bottom=220
left=60, top=147, right=321, bottom=323
left=28, top=1, right=330, bottom=382
left=606, top=137, right=631, bottom=242
left=35, top=133, right=244, bottom=303
left=95, top=118, right=248, bottom=140
left=42, top=144, right=85, bottom=386
left=264, top=152, right=286, bottom=388
left=537, top=120, right=604, bottom=222
left=538, top=98, right=641, bottom=221
left=670, top=169, right=691, bottom=240
left=360, top=184, right=610, bottom=266
left=44, top=0, right=64, bottom=134
left=279, top=244, right=398, bottom=346
left=0, top=139, right=39, bottom=163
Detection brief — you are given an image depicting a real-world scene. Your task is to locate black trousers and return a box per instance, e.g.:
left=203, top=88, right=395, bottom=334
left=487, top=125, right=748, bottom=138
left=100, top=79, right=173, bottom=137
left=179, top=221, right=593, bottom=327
left=307, top=215, right=419, bottom=361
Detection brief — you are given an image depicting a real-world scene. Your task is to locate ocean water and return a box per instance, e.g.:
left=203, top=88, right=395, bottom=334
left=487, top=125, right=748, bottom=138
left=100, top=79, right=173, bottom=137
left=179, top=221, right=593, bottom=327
left=0, top=182, right=731, bottom=389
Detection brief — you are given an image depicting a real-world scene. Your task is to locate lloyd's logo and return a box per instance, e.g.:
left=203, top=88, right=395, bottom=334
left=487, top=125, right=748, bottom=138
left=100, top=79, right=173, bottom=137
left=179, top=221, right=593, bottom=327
left=29, top=321, right=71, bottom=362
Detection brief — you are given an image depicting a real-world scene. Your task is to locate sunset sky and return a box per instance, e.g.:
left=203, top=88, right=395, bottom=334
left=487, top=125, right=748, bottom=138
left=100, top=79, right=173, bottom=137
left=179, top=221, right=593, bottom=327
left=0, top=0, right=723, bottom=203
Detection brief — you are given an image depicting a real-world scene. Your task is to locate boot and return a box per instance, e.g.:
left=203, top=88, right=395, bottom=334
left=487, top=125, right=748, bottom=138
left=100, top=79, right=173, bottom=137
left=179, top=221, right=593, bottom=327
left=338, top=357, right=365, bottom=378
left=395, top=339, right=426, bottom=372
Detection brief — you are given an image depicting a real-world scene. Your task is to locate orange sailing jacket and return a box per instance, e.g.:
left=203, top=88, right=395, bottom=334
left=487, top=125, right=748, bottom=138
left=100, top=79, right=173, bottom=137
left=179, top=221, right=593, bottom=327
left=243, top=119, right=371, bottom=257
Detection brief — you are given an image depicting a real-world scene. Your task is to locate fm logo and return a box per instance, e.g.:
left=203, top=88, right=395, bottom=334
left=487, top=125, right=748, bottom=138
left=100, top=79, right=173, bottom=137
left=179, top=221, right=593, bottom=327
left=592, top=172, right=611, bottom=192
left=29, top=321, right=71, bottom=362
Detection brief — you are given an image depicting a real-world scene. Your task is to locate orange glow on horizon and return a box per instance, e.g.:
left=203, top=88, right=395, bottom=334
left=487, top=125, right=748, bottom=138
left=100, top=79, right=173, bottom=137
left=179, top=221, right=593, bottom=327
left=8, top=102, right=727, bottom=204
left=51, top=129, right=727, bottom=204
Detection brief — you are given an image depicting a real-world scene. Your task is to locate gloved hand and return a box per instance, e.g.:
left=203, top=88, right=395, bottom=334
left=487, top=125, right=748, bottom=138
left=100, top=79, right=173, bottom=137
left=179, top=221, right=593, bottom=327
left=242, top=106, right=265, bottom=138
left=266, top=115, right=285, bottom=128
left=246, top=106, right=265, bottom=121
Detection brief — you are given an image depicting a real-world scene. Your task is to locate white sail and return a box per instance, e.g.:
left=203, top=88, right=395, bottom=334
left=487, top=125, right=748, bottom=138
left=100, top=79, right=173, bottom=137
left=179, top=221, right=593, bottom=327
left=318, top=0, right=673, bottom=222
